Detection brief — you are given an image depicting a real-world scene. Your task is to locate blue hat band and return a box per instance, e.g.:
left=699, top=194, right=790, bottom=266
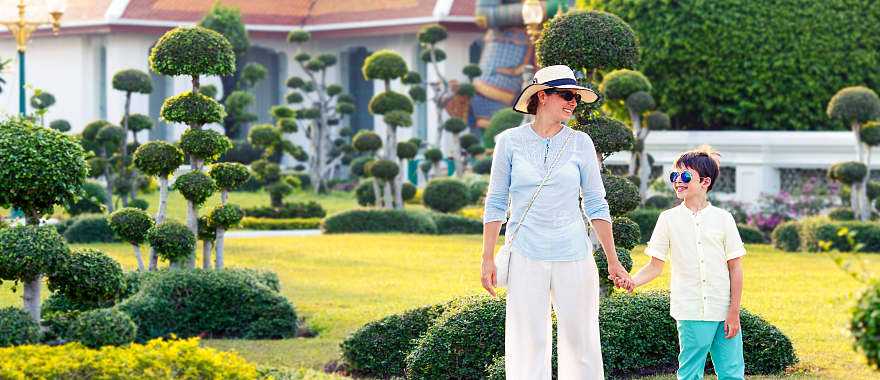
left=541, top=78, right=577, bottom=86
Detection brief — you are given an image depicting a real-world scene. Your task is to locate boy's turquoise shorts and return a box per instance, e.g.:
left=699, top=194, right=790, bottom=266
left=676, top=320, right=744, bottom=380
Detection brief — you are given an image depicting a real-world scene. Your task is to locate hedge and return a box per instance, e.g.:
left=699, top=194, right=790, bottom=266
left=242, top=201, right=326, bottom=219
left=593, top=0, right=880, bottom=131
left=798, top=217, right=880, bottom=252
left=322, top=209, right=438, bottom=234
left=771, top=221, right=801, bottom=252
left=737, top=224, right=767, bottom=244
left=430, top=213, right=483, bottom=235
left=239, top=217, right=321, bottom=230
left=63, top=214, right=118, bottom=243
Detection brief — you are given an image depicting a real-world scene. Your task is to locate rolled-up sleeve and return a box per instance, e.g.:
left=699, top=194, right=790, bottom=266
left=579, top=134, right=612, bottom=223
left=482, top=132, right=512, bottom=224
left=724, top=213, right=747, bottom=260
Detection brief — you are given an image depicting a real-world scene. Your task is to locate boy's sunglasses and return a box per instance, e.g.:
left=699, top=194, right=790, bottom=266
left=669, top=171, right=698, bottom=184
left=544, top=89, right=581, bottom=102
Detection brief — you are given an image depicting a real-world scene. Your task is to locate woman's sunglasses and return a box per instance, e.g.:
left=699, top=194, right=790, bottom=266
left=669, top=171, right=698, bottom=184
left=544, top=89, right=581, bottom=102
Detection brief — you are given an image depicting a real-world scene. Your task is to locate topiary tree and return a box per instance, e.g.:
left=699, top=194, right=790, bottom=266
left=423, top=147, right=445, bottom=180
left=173, top=170, right=217, bottom=243
left=205, top=162, right=249, bottom=269
left=147, top=220, right=196, bottom=267
left=113, top=68, right=153, bottom=206
left=29, top=89, right=55, bottom=126
left=197, top=215, right=217, bottom=270
left=79, top=120, right=124, bottom=212
left=65, top=180, right=108, bottom=216
left=108, top=208, right=155, bottom=271
left=483, top=108, right=523, bottom=149
left=0, top=225, right=69, bottom=322
left=353, top=130, right=385, bottom=207
left=828, top=86, right=880, bottom=220
left=133, top=141, right=183, bottom=270
left=48, top=119, right=71, bottom=132
left=47, top=248, right=125, bottom=309
left=828, top=161, right=868, bottom=218
left=417, top=24, right=452, bottom=149
left=247, top=121, right=305, bottom=208
left=150, top=25, right=234, bottom=268
left=423, top=178, right=470, bottom=213
left=209, top=204, right=243, bottom=270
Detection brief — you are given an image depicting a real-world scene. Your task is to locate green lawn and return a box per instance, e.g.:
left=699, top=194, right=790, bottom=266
left=2, top=237, right=878, bottom=379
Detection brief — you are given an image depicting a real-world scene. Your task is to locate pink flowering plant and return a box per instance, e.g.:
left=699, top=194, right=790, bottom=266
left=747, top=176, right=839, bottom=233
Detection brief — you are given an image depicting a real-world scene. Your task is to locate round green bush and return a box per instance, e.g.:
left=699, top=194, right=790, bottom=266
left=350, top=157, right=375, bottom=178
left=352, top=130, right=383, bottom=152
left=612, top=216, right=641, bottom=250
left=829, top=161, right=868, bottom=184
left=198, top=84, right=218, bottom=99
left=323, top=209, right=438, bottom=234
left=209, top=162, right=250, bottom=190
left=96, top=124, right=126, bottom=151
left=852, top=280, right=880, bottom=368
left=423, top=178, right=470, bottom=213
left=342, top=303, right=447, bottom=377
left=468, top=180, right=489, bottom=204
left=160, top=91, right=226, bottom=126
left=128, top=198, right=149, bottom=211
left=644, top=195, right=674, bottom=209
left=828, top=207, right=856, bottom=221
left=594, top=1, right=880, bottom=131
left=473, top=157, right=492, bottom=175
left=828, top=86, right=880, bottom=125
left=418, top=24, right=448, bottom=45
left=738, top=224, right=766, bottom=244
left=286, top=76, right=305, bottom=89
left=537, top=10, right=638, bottom=72
left=149, top=26, right=235, bottom=76
left=404, top=296, right=505, bottom=379
left=431, top=213, right=483, bottom=235
left=463, top=64, right=482, bottom=80
left=69, top=308, right=136, bottom=348
left=575, top=116, right=633, bottom=159
left=0, top=307, right=41, bottom=347
left=146, top=221, right=196, bottom=264
left=397, top=142, right=418, bottom=160
left=601, top=69, right=652, bottom=100
left=30, top=91, right=55, bottom=110
left=459, top=133, right=480, bottom=150
left=251, top=160, right=280, bottom=184
left=402, top=182, right=417, bottom=201
left=287, top=29, right=310, bottom=43
left=266, top=181, right=294, bottom=207
left=862, top=121, right=880, bottom=146
left=368, top=91, right=414, bottom=115
left=424, top=148, right=443, bottom=163
left=442, top=118, right=467, bottom=134
left=48, top=119, right=71, bottom=132
left=457, top=83, right=476, bottom=98
left=112, top=69, right=152, bottom=94
left=646, top=111, right=671, bottom=130
left=65, top=181, right=108, bottom=216
left=248, top=124, right=281, bottom=150
left=173, top=171, right=216, bottom=205
left=771, top=221, right=800, bottom=252
left=0, top=117, right=88, bottom=219
left=270, top=105, right=295, bottom=119
left=370, top=159, right=399, bottom=181
left=408, top=86, right=427, bottom=103
left=179, top=128, right=232, bottom=162
left=626, top=91, right=656, bottom=113
left=64, top=215, right=117, bottom=244
left=277, top=117, right=298, bottom=133
left=48, top=248, right=124, bottom=306
left=0, top=225, right=68, bottom=283
left=420, top=48, right=446, bottom=63
left=403, top=71, right=422, bottom=84
left=209, top=204, right=244, bottom=229
left=604, top=175, right=641, bottom=216
left=286, top=91, right=304, bottom=104
left=109, top=208, right=154, bottom=245
left=384, top=110, right=413, bottom=128
left=355, top=179, right=377, bottom=206
left=362, top=49, right=408, bottom=81
left=336, top=102, right=356, bottom=115
left=628, top=208, right=662, bottom=243
left=483, top=109, right=523, bottom=148
left=133, top=141, right=184, bottom=178
left=117, top=269, right=297, bottom=340
left=122, top=113, right=154, bottom=132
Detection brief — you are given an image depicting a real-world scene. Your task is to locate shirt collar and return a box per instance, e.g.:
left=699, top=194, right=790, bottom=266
left=677, top=201, right=713, bottom=218
left=526, top=122, right=568, bottom=141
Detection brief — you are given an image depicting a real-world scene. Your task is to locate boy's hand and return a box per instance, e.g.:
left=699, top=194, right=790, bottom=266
left=724, top=309, right=741, bottom=339
left=608, top=262, right=634, bottom=291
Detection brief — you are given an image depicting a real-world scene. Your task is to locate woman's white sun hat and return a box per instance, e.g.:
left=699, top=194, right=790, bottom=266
left=512, top=65, right=599, bottom=114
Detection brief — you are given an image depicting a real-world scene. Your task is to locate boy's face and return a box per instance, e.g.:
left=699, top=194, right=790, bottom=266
left=672, top=166, right=711, bottom=200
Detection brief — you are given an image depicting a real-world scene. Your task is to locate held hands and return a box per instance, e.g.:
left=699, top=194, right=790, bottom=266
left=481, top=258, right=498, bottom=298
left=608, top=261, right=635, bottom=292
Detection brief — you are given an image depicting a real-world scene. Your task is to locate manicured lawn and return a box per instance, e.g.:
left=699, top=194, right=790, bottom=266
left=2, top=237, right=878, bottom=379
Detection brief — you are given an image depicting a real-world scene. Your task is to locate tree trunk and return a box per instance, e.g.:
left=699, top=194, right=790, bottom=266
left=861, top=144, right=872, bottom=221
left=215, top=228, right=226, bottom=270
left=186, top=199, right=198, bottom=269
left=121, top=91, right=132, bottom=207
left=396, top=158, right=406, bottom=208
left=451, top=133, right=462, bottom=178
left=628, top=108, right=641, bottom=176
left=150, top=176, right=170, bottom=270
left=432, top=161, right=442, bottom=179
left=203, top=240, right=213, bottom=270
left=372, top=178, right=383, bottom=207
left=383, top=180, right=394, bottom=209
left=103, top=164, right=115, bottom=213
left=221, top=189, right=228, bottom=205
left=132, top=244, right=145, bottom=272
left=23, top=276, right=41, bottom=323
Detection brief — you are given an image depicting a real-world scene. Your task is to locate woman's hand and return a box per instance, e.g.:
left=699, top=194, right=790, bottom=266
left=608, top=261, right=634, bottom=291
left=481, top=258, right=498, bottom=297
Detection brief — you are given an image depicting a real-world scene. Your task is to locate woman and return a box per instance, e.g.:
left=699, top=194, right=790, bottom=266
left=481, top=65, right=633, bottom=379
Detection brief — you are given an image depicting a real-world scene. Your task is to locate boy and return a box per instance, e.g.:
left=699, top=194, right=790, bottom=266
left=630, top=147, right=746, bottom=380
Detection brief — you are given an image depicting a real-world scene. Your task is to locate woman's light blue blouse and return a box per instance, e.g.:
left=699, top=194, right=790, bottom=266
left=483, top=123, right=612, bottom=261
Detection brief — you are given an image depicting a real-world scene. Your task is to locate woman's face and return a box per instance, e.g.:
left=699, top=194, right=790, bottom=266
left=537, top=89, right=578, bottom=121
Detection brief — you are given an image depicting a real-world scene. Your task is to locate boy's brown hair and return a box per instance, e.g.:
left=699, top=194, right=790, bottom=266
left=674, top=145, right=722, bottom=191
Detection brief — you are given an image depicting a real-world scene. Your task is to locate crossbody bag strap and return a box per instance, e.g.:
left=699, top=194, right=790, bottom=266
left=505, top=128, right=574, bottom=245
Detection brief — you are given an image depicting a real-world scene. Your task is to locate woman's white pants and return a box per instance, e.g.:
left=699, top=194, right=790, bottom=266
left=505, top=251, right=604, bottom=380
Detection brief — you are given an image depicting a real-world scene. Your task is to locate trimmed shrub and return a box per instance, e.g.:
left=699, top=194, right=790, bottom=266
left=353, top=130, right=383, bottom=152
left=69, top=308, right=137, bottom=348
left=48, top=119, right=71, bottom=132
left=341, top=304, right=447, bottom=378
left=601, top=69, right=652, bottom=100
left=64, top=214, right=117, bottom=243
left=577, top=116, right=634, bottom=159
left=117, top=269, right=297, bottom=340
left=852, top=280, right=880, bottom=368
left=149, top=26, right=236, bottom=76
left=209, top=162, right=251, bottom=190
left=47, top=248, right=125, bottom=307
left=368, top=91, right=413, bottom=115
left=829, top=207, right=856, bottom=221
left=483, top=109, right=523, bottom=149
left=146, top=221, right=196, bottom=264
left=644, top=195, right=674, bottom=210
left=323, top=209, right=438, bottom=234
left=829, top=161, right=868, bottom=184
left=172, top=170, right=216, bottom=206
left=242, top=201, right=326, bottom=219
left=402, top=182, right=417, bottom=202
left=0, top=338, right=259, bottom=378
left=123, top=113, right=154, bottom=133
left=473, top=157, right=492, bottom=175
left=160, top=91, right=226, bottom=126
left=112, top=69, right=152, bottom=94
left=239, top=217, right=321, bottom=230
left=423, top=178, right=470, bottom=213
left=799, top=217, right=880, bottom=252
left=0, top=307, right=41, bottom=347
left=431, top=213, right=483, bottom=235
left=737, top=224, right=766, bottom=244
left=771, top=221, right=800, bottom=252
left=370, top=159, right=400, bottom=181
left=604, top=175, right=641, bottom=216
left=537, top=10, right=639, bottom=72
left=442, top=118, right=467, bottom=134
left=362, top=49, right=408, bottom=81
left=209, top=204, right=244, bottom=229
left=133, top=141, right=184, bottom=178
left=628, top=208, right=662, bottom=243
left=65, top=181, right=108, bottom=216
left=612, top=216, right=641, bottom=250
left=355, top=179, right=377, bottom=206
left=108, top=208, right=154, bottom=245
left=179, top=128, right=232, bottom=162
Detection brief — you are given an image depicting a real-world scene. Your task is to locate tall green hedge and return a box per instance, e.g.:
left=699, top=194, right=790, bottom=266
left=594, top=0, right=880, bottom=131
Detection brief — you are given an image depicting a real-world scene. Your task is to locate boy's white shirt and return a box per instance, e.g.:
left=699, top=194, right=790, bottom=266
left=645, top=202, right=746, bottom=321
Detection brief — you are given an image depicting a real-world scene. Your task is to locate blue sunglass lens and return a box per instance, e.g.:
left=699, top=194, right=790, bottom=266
left=669, top=171, right=692, bottom=183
